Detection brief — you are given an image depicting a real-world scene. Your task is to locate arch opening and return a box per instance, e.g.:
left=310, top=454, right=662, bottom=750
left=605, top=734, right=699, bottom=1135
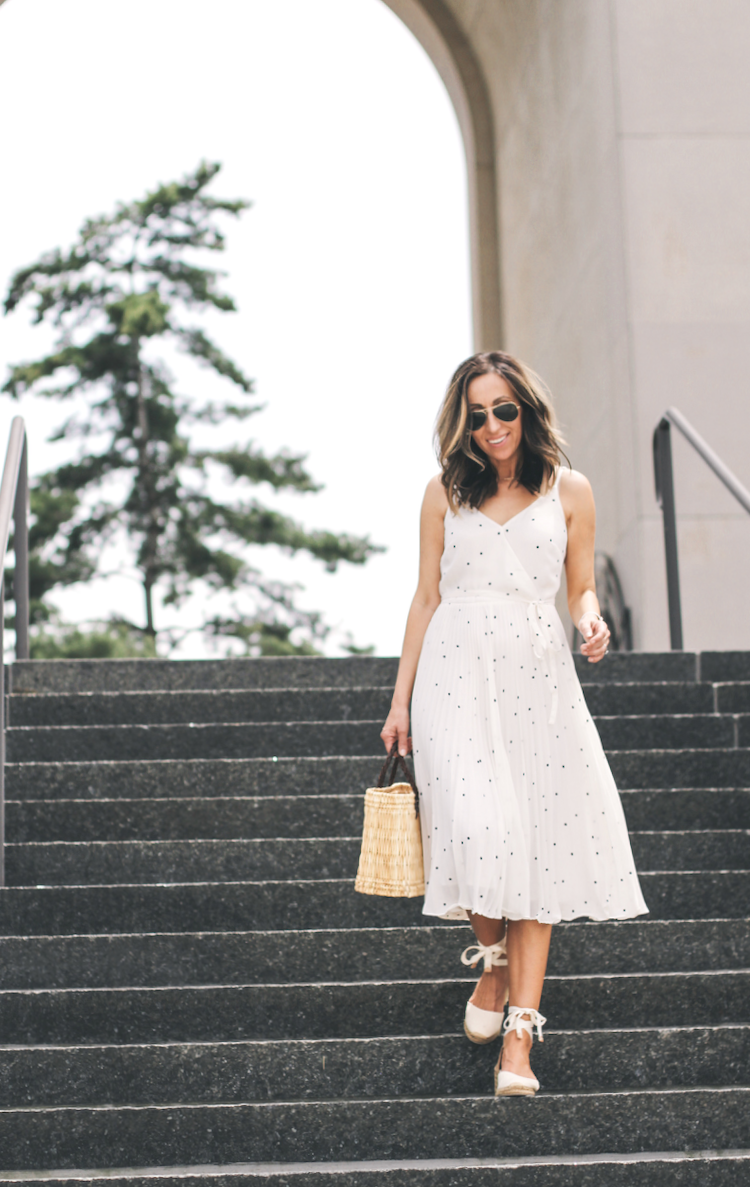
left=382, top=0, right=501, bottom=351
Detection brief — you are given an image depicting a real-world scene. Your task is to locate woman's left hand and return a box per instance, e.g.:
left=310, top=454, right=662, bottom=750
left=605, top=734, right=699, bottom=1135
left=579, top=612, right=610, bottom=663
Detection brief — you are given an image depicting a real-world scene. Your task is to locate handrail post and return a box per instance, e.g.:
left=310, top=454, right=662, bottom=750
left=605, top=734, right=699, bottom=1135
left=0, top=579, right=5, bottom=888
left=13, top=436, right=29, bottom=660
left=653, top=418, right=683, bottom=650
left=0, top=417, right=30, bottom=890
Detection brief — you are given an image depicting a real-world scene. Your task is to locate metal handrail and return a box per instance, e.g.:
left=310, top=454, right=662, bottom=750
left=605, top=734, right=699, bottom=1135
left=0, top=417, right=30, bottom=886
left=653, top=407, right=750, bottom=650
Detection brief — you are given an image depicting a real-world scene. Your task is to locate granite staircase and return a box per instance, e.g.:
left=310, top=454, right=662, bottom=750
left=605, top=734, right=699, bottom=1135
left=0, top=651, right=749, bottom=1185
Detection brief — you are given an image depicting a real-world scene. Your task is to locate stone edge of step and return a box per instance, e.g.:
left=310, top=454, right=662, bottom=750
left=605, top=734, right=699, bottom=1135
left=2, top=1147, right=750, bottom=1186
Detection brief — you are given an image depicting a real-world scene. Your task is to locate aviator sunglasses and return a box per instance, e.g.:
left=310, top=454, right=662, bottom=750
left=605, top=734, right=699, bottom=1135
left=469, top=401, right=520, bottom=432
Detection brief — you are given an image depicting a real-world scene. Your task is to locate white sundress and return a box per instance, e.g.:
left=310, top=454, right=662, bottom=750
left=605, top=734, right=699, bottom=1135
left=411, top=471, right=649, bottom=925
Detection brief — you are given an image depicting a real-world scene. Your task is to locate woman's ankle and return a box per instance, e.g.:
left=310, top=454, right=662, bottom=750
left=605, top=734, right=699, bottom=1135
left=469, top=967, right=507, bottom=1012
left=500, top=1029, right=533, bottom=1074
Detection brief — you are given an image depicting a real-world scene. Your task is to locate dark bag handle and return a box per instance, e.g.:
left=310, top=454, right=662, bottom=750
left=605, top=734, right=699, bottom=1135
left=376, top=743, right=419, bottom=816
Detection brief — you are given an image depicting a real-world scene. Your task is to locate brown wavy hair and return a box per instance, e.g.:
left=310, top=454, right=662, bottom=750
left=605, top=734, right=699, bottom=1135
left=435, top=351, right=569, bottom=511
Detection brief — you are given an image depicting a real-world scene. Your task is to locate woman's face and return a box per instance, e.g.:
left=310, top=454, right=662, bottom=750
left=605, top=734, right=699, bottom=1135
left=467, top=372, right=523, bottom=467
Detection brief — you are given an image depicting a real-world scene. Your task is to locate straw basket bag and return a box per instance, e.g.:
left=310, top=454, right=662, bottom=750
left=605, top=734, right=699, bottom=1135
left=354, top=744, right=425, bottom=898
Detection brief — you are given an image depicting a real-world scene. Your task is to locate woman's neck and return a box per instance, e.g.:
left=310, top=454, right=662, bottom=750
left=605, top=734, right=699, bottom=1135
left=491, top=456, right=520, bottom=486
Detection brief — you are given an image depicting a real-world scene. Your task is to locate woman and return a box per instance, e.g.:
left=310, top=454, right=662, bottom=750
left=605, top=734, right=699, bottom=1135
left=381, top=351, right=648, bottom=1098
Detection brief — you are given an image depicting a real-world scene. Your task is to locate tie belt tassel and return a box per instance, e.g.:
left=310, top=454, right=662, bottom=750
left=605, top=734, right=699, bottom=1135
left=526, top=601, right=565, bottom=725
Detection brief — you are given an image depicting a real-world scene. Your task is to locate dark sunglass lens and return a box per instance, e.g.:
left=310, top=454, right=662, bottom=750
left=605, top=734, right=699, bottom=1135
left=495, top=403, right=519, bottom=422
left=470, top=410, right=486, bottom=431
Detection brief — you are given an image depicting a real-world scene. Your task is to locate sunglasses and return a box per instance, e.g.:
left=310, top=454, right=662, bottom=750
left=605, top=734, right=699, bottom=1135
left=469, top=402, right=520, bottom=432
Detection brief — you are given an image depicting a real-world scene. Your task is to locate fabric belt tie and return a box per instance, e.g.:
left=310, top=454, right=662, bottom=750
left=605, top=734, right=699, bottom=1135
left=440, top=595, right=565, bottom=726
left=526, top=600, right=565, bottom=725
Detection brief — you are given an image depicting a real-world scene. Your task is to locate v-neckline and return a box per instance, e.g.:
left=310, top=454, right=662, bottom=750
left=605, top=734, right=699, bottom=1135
left=475, top=485, right=553, bottom=530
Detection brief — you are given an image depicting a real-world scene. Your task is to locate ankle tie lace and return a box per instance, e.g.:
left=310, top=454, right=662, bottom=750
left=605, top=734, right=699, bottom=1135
left=503, top=1005, right=546, bottom=1043
left=460, top=938, right=508, bottom=975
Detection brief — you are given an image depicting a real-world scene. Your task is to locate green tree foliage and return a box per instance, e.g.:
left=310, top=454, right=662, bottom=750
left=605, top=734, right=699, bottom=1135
left=29, top=616, right=157, bottom=660
left=3, top=162, right=381, bottom=655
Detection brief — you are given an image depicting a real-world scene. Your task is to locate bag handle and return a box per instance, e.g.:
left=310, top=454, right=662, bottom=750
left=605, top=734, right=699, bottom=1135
left=376, top=743, right=419, bottom=816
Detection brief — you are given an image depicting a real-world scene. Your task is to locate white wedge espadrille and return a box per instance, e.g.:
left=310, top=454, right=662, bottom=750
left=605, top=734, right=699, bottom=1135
left=494, top=1005, right=547, bottom=1096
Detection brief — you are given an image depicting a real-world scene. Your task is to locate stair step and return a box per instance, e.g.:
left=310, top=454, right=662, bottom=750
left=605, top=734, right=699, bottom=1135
left=8, top=1153, right=750, bottom=1187
left=609, top=749, right=750, bottom=788
left=702, top=652, right=750, bottom=682
left=7, top=794, right=368, bottom=842
left=7, top=722, right=386, bottom=763
left=630, top=829, right=750, bottom=871
left=5, top=837, right=362, bottom=885
left=0, top=920, right=746, bottom=990
left=9, top=752, right=750, bottom=805
left=7, top=716, right=746, bottom=763
left=2, top=1025, right=748, bottom=1107
left=5, top=757, right=382, bottom=801
left=8, top=790, right=750, bottom=844
left=582, top=683, right=715, bottom=714
left=619, top=789, right=750, bottom=830
left=7, top=688, right=395, bottom=728
left=716, top=684, right=750, bottom=712
left=594, top=716, right=736, bottom=750
left=11, top=681, right=739, bottom=727
left=9, top=657, right=402, bottom=695
left=0, top=872, right=744, bottom=935
left=6, top=830, right=748, bottom=886
left=2, top=1088, right=749, bottom=1170
left=9, top=651, right=703, bottom=695
left=0, top=971, right=746, bottom=1044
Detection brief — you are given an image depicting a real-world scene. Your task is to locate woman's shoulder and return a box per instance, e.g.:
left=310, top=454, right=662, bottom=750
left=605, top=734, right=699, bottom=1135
left=423, top=473, right=450, bottom=516
left=557, top=467, right=594, bottom=513
left=558, top=467, right=592, bottom=496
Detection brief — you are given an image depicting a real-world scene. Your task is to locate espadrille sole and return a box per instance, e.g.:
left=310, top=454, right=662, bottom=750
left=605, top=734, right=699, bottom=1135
left=494, top=1067, right=539, bottom=1096
left=463, top=1018, right=503, bottom=1044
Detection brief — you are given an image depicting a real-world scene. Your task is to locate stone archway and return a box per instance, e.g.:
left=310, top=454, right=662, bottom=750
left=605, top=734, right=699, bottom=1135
left=381, top=0, right=501, bottom=352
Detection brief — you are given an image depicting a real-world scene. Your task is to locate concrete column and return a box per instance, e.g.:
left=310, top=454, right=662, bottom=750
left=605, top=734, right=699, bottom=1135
left=614, top=0, right=750, bottom=649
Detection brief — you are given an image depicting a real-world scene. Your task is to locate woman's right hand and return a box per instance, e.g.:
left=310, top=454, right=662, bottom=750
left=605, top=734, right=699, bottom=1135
left=381, top=704, right=411, bottom=756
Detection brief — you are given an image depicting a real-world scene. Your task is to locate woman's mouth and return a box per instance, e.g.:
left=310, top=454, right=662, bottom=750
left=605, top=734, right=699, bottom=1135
left=487, top=433, right=509, bottom=446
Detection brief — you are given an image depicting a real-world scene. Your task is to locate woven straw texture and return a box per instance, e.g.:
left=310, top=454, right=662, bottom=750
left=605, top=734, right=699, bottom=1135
left=355, top=782, right=425, bottom=898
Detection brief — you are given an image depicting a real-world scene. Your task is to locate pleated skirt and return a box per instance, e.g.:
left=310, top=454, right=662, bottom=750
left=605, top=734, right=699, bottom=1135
left=411, top=599, right=649, bottom=924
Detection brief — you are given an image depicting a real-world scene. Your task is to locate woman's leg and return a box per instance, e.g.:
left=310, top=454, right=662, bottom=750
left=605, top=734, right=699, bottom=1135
left=466, top=912, right=507, bottom=1012
left=499, top=919, right=552, bottom=1077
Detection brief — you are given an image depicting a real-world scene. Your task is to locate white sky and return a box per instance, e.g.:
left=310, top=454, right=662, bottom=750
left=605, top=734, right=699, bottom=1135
left=0, top=0, right=472, bottom=657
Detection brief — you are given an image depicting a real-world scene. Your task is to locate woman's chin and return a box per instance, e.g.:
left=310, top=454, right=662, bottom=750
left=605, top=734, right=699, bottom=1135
left=486, top=444, right=519, bottom=463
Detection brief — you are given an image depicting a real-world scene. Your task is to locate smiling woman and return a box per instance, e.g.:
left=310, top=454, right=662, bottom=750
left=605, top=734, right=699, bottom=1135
left=0, top=0, right=472, bottom=656
left=381, top=348, right=648, bottom=1097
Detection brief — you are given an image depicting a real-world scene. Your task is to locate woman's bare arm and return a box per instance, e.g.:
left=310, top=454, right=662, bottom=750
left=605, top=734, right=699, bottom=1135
left=559, top=469, right=611, bottom=663
left=380, top=476, right=447, bottom=754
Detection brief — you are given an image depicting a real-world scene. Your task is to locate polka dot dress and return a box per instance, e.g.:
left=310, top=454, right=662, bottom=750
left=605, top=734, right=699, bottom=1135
left=411, top=471, right=649, bottom=925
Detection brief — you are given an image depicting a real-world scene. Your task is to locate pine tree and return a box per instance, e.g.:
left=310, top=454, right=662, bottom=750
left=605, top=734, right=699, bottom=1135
left=3, top=162, right=380, bottom=655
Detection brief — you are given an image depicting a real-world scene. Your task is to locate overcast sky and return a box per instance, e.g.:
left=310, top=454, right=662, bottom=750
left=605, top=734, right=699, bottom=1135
left=0, top=0, right=472, bottom=657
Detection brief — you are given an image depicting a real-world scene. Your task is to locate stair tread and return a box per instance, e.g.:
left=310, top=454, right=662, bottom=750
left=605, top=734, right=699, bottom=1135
left=2, top=1088, right=750, bottom=1170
